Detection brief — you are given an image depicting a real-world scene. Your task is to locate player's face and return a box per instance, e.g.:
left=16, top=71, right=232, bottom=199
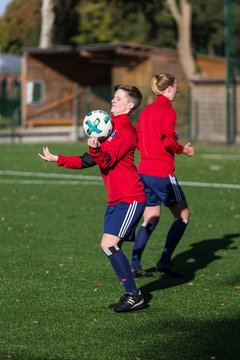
left=111, top=89, right=134, bottom=116
left=168, top=80, right=178, bottom=101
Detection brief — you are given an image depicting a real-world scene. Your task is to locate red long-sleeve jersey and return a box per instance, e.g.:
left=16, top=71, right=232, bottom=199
left=57, top=113, right=146, bottom=206
left=137, top=95, right=184, bottom=177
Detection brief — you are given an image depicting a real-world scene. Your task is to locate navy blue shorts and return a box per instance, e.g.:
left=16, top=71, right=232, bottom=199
left=139, top=174, right=185, bottom=207
left=103, top=201, right=146, bottom=241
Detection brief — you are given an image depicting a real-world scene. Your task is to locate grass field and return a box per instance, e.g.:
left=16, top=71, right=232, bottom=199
left=0, top=142, right=240, bottom=360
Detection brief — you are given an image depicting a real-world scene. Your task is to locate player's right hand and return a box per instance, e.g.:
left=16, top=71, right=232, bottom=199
left=38, top=147, right=58, bottom=162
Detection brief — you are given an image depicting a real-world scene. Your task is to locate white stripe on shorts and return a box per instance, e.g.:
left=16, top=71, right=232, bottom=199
left=169, top=175, right=183, bottom=202
left=118, top=201, right=137, bottom=238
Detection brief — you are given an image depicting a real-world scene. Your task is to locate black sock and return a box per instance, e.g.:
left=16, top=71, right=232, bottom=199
left=131, top=221, right=157, bottom=270
left=104, top=245, right=138, bottom=295
left=159, top=218, right=188, bottom=264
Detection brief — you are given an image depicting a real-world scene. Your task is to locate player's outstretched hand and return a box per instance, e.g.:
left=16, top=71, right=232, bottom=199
left=183, top=142, right=194, bottom=157
left=38, top=147, right=58, bottom=162
left=88, top=138, right=100, bottom=148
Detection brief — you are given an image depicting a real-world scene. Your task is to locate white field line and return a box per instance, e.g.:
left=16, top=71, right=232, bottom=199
left=180, top=181, right=240, bottom=190
left=0, top=170, right=240, bottom=189
left=0, top=179, right=101, bottom=186
left=0, top=170, right=102, bottom=186
left=0, top=170, right=102, bottom=180
left=201, top=154, right=240, bottom=160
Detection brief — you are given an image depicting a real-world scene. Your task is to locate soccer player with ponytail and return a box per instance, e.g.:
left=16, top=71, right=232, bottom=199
left=131, top=73, right=194, bottom=278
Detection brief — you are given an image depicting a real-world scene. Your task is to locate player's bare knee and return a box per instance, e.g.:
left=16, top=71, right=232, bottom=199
left=142, top=216, right=159, bottom=232
left=100, top=240, right=107, bottom=251
left=102, top=244, right=120, bottom=256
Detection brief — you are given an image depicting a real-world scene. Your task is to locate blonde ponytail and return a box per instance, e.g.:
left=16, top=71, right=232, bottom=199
left=151, top=73, right=176, bottom=95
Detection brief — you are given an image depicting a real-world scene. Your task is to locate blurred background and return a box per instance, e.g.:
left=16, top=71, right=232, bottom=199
left=0, top=0, right=239, bottom=144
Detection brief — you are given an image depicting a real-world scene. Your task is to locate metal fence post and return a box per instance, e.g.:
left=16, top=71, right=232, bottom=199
left=224, top=0, right=236, bottom=144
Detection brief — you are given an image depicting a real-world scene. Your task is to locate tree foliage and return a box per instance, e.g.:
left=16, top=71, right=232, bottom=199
left=73, top=0, right=177, bottom=47
left=73, top=0, right=116, bottom=43
left=52, top=0, right=79, bottom=45
left=192, top=0, right=225, bottom=55
left=0, top=0, right=41, bottom=54
left=0, top=0, right=239, bottom=62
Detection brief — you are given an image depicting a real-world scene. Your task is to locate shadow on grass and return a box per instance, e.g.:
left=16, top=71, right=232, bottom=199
left=140, top=233, right=240, bottom=304
left=133, top=317, right=240, bottom=360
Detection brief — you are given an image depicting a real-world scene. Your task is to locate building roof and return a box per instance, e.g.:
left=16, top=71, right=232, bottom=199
left=23, top=43, right=226, bottom=79
left=23, top=43, right=176, bottom=66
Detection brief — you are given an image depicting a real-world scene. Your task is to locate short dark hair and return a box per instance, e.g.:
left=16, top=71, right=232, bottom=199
left=114, top=84, right=142, bottom=111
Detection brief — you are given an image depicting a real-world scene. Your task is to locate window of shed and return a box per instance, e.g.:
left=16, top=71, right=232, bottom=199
left=27, top=81, right=44, bottom=104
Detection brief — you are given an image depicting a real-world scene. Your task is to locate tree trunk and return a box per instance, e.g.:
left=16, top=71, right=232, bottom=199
left=166, top=0, right=196, bottom=78
left=39, top=0, right=55, bottom=48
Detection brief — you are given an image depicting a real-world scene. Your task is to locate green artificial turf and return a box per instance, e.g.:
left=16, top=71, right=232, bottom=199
left=0, top=142, right=240, bottom=360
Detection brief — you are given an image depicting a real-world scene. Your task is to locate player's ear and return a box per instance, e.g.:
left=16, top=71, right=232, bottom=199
left=127, top=102, right=135, bottom=111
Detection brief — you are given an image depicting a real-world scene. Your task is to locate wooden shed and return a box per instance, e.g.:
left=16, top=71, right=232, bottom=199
left=22, top=43, right=235, bottom=142
left=21, top=43, right=187, bottom=128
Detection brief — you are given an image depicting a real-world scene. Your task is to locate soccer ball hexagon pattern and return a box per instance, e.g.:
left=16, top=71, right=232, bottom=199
left=83, top=110, right=113, bottom=139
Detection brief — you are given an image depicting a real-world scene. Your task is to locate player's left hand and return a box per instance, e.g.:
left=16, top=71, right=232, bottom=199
left=88, top=138, right=100, bottom=148
left=183, top=142, right=194, bottom=157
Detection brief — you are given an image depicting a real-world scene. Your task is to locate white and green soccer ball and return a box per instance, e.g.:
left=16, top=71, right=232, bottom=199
left=83, top=110, right=113, bottom=139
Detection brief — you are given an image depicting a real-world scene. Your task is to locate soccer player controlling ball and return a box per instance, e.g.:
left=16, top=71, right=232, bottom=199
left=39, top=85, right=146, bottom=312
